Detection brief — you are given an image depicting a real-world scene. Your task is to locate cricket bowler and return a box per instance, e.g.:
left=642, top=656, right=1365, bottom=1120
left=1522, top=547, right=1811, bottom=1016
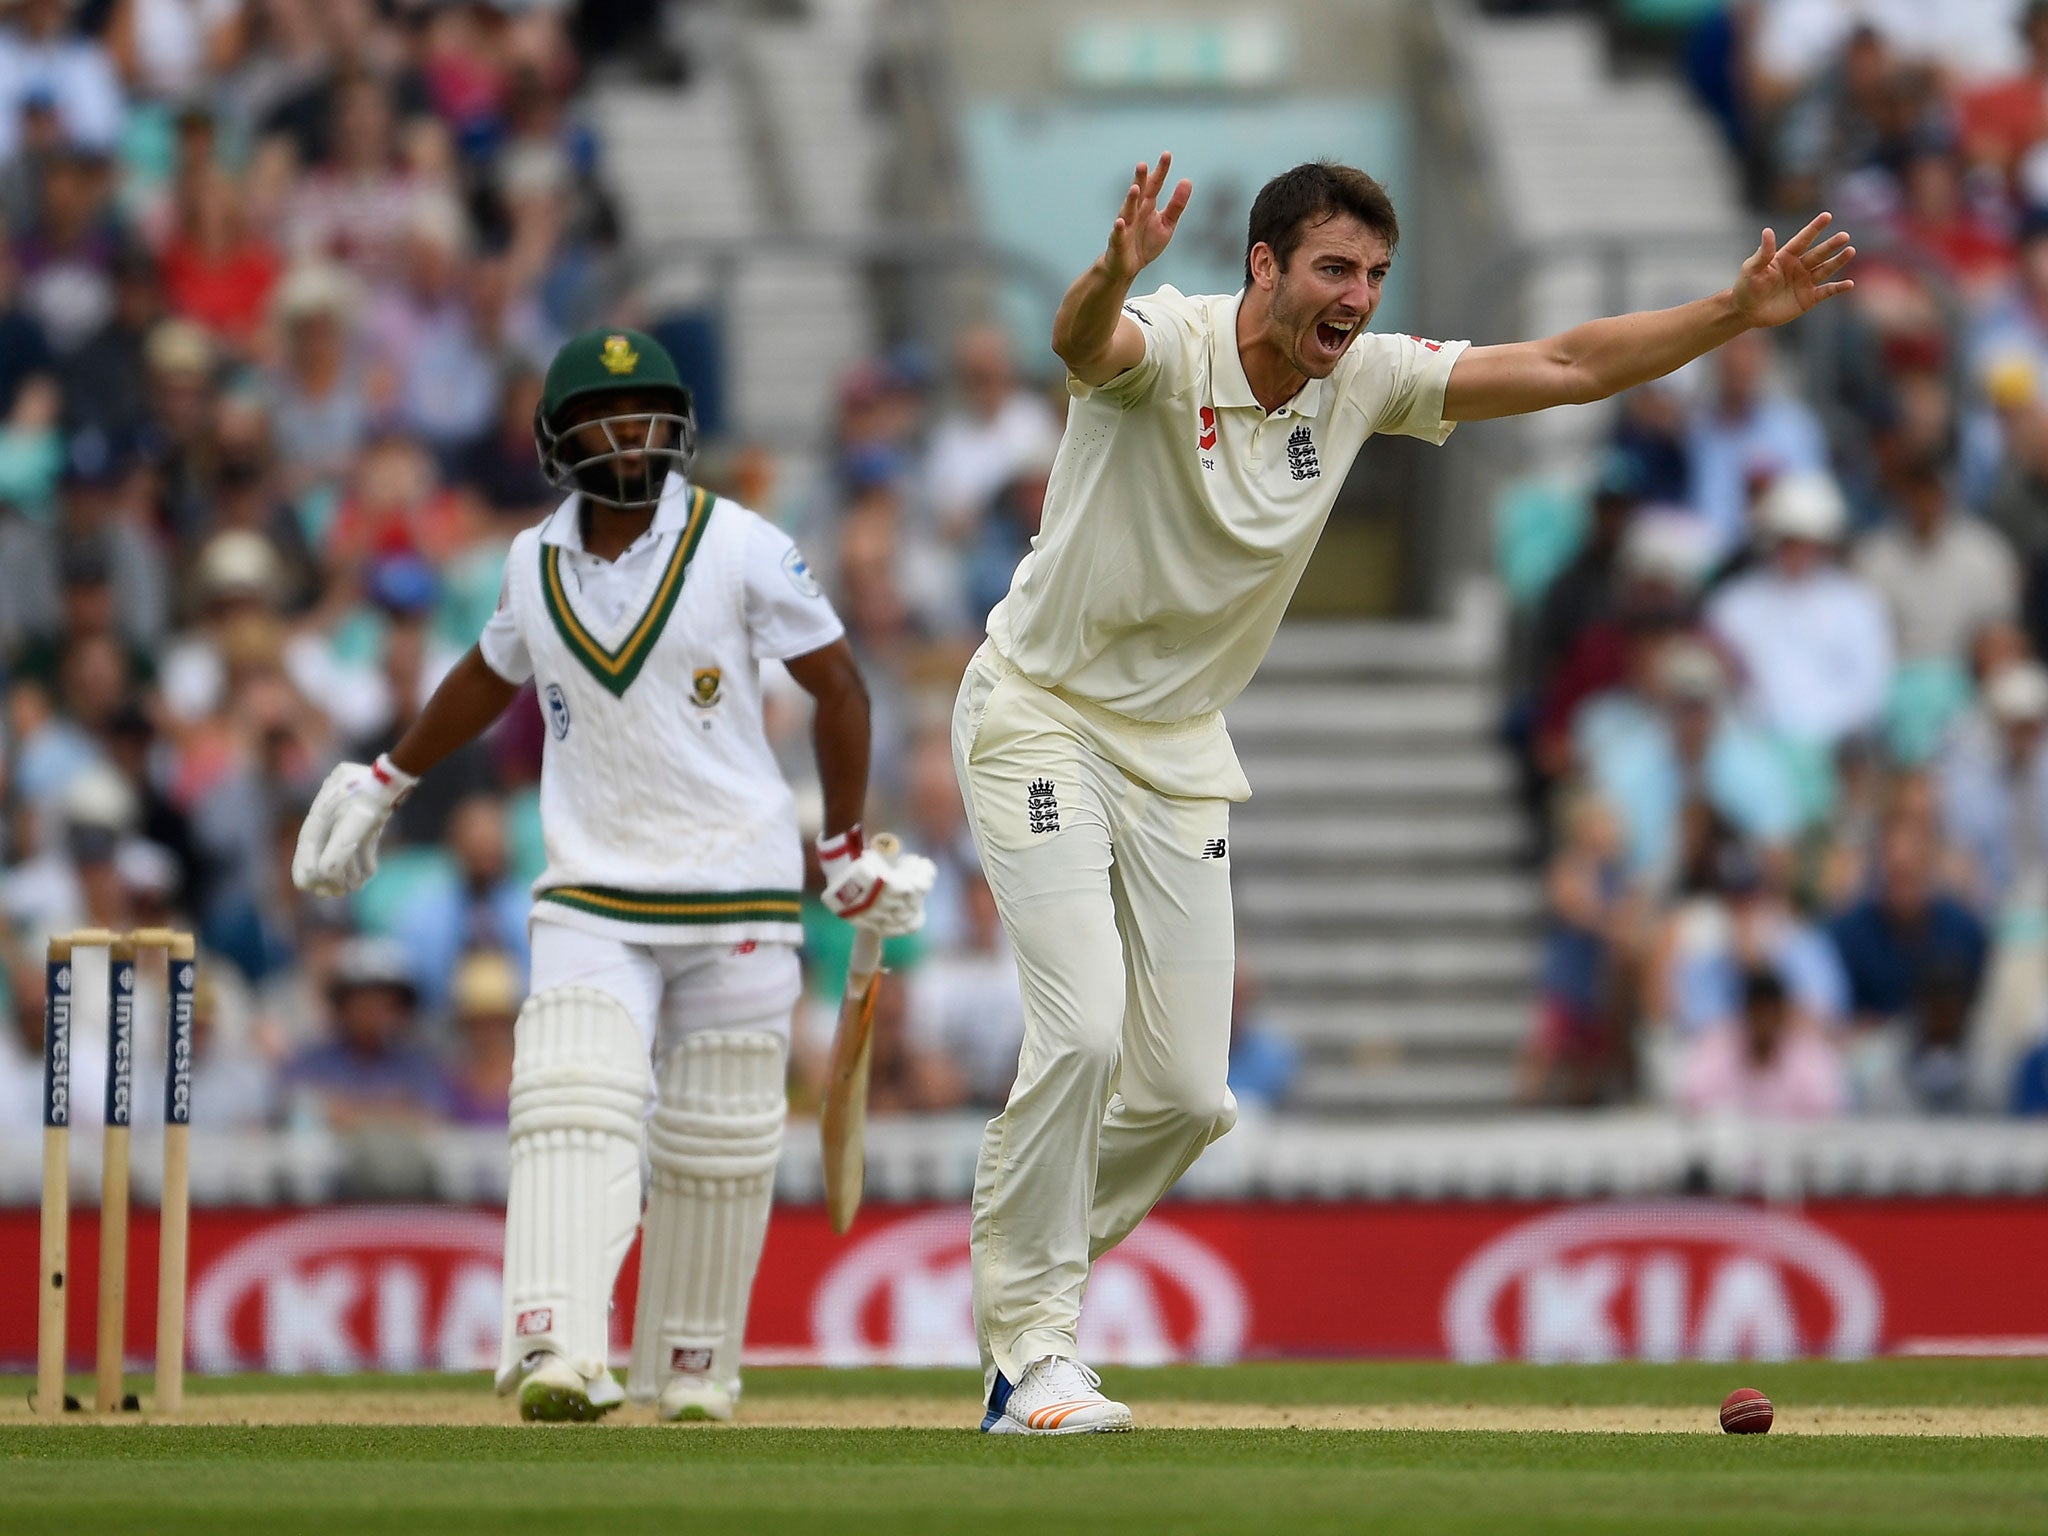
left=959, top=157, right=1853, bottom=1433
left=291, top=327, right=935, bottom=1422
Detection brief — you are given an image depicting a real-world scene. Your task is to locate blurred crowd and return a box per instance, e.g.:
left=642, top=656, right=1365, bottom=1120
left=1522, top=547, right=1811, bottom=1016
left=1512, top=0, right=2048, bottom=1117
left=0, top=0, right=1297, bottom=1165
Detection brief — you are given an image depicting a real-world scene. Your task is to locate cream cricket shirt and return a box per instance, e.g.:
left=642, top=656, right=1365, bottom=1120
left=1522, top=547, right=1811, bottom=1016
left=984, top=286, right=1467, bottom=793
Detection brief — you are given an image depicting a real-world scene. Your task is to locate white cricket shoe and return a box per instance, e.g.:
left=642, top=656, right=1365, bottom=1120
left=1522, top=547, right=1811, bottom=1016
left=517, top=1352, right=625, bottom=1423
left=657, top=1374, right=737, bottom=1423
left=982, top=1356, right=1133, bottom=1435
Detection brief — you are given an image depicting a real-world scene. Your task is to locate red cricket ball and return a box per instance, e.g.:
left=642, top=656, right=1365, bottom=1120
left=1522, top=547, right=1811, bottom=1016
left=1720, top=1387, right=1774, bottom=1434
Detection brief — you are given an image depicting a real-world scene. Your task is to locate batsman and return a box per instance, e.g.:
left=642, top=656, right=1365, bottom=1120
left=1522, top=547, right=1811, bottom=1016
left=958, top=157, right=1854, bottom=1433
left=292, top=328, right=934, bottom=1422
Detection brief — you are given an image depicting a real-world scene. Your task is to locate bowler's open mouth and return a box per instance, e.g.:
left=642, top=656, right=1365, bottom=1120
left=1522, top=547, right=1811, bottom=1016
left=1314, top=317, right=1357, bottom=357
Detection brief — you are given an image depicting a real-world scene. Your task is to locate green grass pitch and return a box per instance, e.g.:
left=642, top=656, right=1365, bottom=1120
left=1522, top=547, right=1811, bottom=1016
left=3, top=1361, right=2046, bottom=1535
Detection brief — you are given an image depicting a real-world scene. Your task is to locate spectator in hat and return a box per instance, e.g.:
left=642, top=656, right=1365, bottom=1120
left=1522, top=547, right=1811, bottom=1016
left=440, top=947, right=518, bottom=1125
left=1684, top=329, right=1831, bottom=559
left=140, top=313, right=220, bottom=537
left=1578, top=636, right=1805, bottom=888
left=280, top=933, right=447, bottom=1130
left=1680, top=969, right=1847, bottom=1119
left=205, top=392, right=319, bottom=608
left=62, top=762, right=142, bottom=941
left=1968, top=209, right=2048, bottom=417
left=1853, top=452, right=2019, bottom=667
left=266, top=260, right=372, bottom=498
left=1707, top=470, right=1894, bottom=758
left=158, top=528, right=287, bottom=722
left=0, top=0, right=126, bottom=165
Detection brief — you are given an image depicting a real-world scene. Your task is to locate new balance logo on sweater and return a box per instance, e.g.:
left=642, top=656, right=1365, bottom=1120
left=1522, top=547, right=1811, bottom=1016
left=1027, top=778, right=1060, bottom=835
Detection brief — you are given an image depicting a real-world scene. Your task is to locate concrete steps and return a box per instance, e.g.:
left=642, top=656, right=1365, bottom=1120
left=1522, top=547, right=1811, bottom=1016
left=1232, top=614, right=1538, bottom=1115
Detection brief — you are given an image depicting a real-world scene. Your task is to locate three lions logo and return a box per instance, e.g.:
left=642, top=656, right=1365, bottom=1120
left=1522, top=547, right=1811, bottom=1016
left=599, top=334, right=639, bottom=375
left=691, top=668, right=722, bottom=708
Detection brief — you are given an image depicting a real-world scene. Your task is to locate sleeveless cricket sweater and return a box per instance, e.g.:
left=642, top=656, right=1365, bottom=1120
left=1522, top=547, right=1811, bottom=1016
left=506, top=486, right=804, bottom=946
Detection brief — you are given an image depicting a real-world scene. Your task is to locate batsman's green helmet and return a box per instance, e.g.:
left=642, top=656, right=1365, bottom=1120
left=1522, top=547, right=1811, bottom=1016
left=534, top=328, right=697, bottom=508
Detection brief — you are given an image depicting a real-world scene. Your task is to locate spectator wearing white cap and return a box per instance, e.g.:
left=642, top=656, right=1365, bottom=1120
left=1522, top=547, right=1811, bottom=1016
left=266, top=261, right=371, bottom=497
left=156, top=527, right=287, bottom=722
left=1577, top=637, right=1806, bottom=889
left=1707, top=470, right=1895, bottom=760
left=280, top=932, right=446, bottom=1131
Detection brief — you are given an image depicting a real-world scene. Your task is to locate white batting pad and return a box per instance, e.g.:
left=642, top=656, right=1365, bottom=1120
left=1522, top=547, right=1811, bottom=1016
left=627, top=1029, right=787, bottom=1401
left=495, top=987, right=650, bottom=1390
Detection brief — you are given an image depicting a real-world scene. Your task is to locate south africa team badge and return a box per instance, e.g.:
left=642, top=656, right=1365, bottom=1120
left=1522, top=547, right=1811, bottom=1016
left=691, top=668, right=723, bottom=709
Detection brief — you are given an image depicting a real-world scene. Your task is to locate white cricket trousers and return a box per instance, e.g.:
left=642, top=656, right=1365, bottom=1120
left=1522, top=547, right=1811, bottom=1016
left=951, top=646, right=1239, bottom=1387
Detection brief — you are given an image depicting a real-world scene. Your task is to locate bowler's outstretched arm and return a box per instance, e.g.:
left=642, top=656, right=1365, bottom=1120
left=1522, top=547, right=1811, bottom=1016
left=1443, top=212, right=1854, bottom=422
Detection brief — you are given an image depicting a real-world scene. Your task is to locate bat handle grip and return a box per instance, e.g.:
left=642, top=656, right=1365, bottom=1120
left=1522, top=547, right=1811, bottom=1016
left=848, top=926, right=884, bottom=983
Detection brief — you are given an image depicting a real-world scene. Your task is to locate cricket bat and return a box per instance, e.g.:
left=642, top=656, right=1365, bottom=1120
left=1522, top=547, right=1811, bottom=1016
left=819, top=833, right=897, bottom=1235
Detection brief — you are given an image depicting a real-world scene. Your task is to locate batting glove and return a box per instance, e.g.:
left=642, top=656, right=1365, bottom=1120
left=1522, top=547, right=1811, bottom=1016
left=291, top=755, right=417, bottom=898
left=817, top=825, right=936, bottom=939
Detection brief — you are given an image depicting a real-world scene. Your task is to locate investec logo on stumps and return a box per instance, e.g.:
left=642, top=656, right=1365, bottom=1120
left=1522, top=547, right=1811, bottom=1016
left=166, top=962, right=196, bottom=1126
left=43, top=964, right=72, bottom=1127
left=106, top=961, right=135, bottom=1127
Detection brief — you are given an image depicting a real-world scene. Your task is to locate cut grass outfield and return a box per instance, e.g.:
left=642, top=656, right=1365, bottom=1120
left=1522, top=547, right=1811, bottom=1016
left=3, top=1361, right=2047, bottom=1536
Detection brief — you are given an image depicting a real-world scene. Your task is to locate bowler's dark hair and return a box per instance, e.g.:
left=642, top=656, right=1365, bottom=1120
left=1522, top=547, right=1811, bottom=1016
left=1244, top=162, right=1399, bottom=283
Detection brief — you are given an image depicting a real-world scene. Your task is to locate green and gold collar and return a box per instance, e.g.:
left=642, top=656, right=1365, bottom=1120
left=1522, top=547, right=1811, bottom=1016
left=540, top=485, right=715, bottom=697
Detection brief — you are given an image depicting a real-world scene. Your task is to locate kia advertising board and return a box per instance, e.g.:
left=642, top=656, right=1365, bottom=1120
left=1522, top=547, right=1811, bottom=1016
left=4, top=1200, right=2043, bottom=1371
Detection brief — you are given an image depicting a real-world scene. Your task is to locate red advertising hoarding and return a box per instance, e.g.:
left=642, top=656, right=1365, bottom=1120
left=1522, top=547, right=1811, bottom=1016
left=4, top=1199, right=2044, bottom=1372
